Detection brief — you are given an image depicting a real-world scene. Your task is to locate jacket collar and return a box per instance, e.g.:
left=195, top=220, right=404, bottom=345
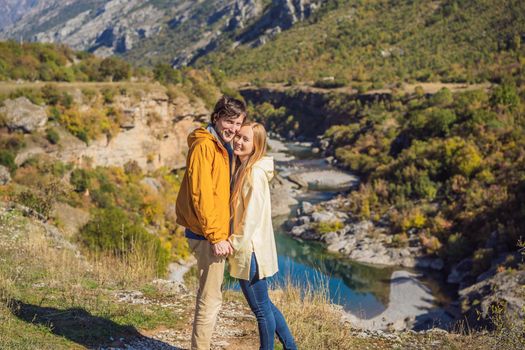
left=207, top=124, right=233, bottom=157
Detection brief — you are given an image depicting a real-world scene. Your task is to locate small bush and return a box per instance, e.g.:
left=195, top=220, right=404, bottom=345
left=314, top=220, right=344, bottom=234
left=45, top=127, right=60, bottom=144
left=15, top=180, right=64, bottom=219
left=313, top=77, right=348, bottom=89
left=99, top=57, right=131, bottom=81
left=391, top=232, right=409, bottom=247
left=153, top=63, right=182, bottom=85
left=80, top=207, right=169, bottom=275
left=0, top=150, right=17, bottom=173
left=420, top=234, right=442, bottom=254
left=70, top=168, right=91, bottom=192
left=101, top=87, right=116, bottom=104
left=41, top=84, right=61, bottom=105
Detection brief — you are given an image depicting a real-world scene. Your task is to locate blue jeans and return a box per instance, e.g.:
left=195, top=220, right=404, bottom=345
left=239, top=253, right=298, bottom=350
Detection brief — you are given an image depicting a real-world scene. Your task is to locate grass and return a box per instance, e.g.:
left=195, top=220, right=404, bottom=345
left=0, top=203, right=187, bottom=349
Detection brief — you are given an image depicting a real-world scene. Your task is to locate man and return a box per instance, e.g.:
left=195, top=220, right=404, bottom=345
left=176, top=95, right=246, bottom=350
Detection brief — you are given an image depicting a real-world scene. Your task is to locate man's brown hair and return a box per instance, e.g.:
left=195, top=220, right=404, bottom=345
left=211, top=95, right=247, bottom=124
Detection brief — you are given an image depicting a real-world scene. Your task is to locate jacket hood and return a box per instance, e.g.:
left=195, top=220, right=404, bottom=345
left=187, top=127, right=216, bottom=147
left=254, top=156, right=274, bottom=182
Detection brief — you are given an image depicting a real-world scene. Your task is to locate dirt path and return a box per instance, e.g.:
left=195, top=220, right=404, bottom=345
left=232, top=81, right=491, bottom=95
left=104, top=288, right=259, bottom=350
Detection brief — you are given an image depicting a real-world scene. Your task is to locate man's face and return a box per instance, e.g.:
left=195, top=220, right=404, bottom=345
left=214, top=114, right=244, bottom=143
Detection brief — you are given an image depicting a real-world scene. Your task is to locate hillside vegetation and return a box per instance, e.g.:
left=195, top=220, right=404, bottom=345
left=0, top=41, right=133, bottom=82
left=250, top=78, right=525, bottom=305
left=200, top=0, right=525, bottom=84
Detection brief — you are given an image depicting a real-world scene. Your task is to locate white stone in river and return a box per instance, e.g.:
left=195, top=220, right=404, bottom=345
left=296, top=170, right=359, bottom=189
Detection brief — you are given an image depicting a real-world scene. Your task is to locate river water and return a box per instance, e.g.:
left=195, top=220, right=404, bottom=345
left=226, top=140, right=453, bottom=324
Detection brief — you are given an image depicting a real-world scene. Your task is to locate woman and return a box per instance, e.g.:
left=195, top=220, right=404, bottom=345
left=228, top=122, right=297, bottom=350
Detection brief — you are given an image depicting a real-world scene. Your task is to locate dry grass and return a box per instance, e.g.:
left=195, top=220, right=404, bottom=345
left=270, top=277, right=390, bottom=350
left=0, top=204, right=183, bottom=349
left=88, top=250, right=160, bottom=288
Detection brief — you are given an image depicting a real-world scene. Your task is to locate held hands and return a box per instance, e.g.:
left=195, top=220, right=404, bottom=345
left=212, top=240, right=233, bottom=257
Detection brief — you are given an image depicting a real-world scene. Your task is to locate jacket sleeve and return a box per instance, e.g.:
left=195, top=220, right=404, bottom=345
left=187, top=141, right=222, bottom=243
left=230, top=168, right=267, bottom=252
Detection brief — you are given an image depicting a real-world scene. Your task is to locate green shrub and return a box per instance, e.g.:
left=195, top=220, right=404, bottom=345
left=15, top=180, right=63, bottom=219
left=81, top=88, right=97, bottom=101
left=45, top=127, right=60, bottom=144
left=0, top=134, right=26, bottom=152
left=99, top=57, right=131, bottom=81
left=101, top=87, right=116, bottom=104
left=314, top=220, right=344, bottom=234
left=313, top=77, right=348, bottom=89
left=70, top=168, right=91, bottom=192
left=41, top=84, right=61, bottom=105
left=153, top=63, right=182, bottom=84
left=60, top=92, right=73, bottom=108
left=80, top=207, right=169, bottom=274
left=430, top=88, right=453, bottom=107
left=16, top=190, right=53, bottom=218
left=491, top=83, right=520, bottom=111
left=9, top=88, right=43, bottom=105
left=0, top=150, right=17, bottom=172
left=391, top=232, right=409, bottom=247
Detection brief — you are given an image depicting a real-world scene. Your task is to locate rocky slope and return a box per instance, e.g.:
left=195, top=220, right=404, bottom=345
left=0, top=0, right=323, bottom=65
left=0, top=0, right=41, bottom=31
left=1, top=84, right=206, bottom=171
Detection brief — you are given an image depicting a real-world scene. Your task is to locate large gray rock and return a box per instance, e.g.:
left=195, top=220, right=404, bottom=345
left=300, top=201, right=314, bottom=215
left=459, top=270, right=525, bottom=329
left=322, top=231, right=339, bottom=245
left=311, top=210, right=337, bottom=223
left=0, top=97, right=47, bottom=132
left=327, top=239, right=348, bottom=253
left=447, top=258, right=473, bottom=284
left=290, top=224, right=308, bottom=237
left=348, top=220, right=374, bottom=238
left=0, top=165, right=11, bottom=185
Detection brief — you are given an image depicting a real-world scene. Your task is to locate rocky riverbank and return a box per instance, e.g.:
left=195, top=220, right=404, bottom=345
left=284, top=197, right=445, bottom=271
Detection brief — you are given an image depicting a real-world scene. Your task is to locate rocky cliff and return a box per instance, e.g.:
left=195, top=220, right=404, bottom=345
left=3, top=85, right=206, bottom=172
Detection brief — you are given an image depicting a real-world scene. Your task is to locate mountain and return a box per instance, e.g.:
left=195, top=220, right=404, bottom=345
left=199, top=0, right=525, bottom=84
left=0, top=0, right=39, bottom=31
left=1, top=0, right=523, bottom=85
left=0, top=0, right=323, bottom=66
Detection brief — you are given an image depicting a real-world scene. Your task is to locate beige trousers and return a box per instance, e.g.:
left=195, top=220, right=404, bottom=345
left=188, top=239, right=226, bottom=350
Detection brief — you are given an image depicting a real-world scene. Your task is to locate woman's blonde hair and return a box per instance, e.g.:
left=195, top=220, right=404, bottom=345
left=230, top=122, right=268, bottom=211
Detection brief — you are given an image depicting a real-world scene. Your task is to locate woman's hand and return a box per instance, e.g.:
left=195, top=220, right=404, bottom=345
left=212, top=240, right=234, bottom=256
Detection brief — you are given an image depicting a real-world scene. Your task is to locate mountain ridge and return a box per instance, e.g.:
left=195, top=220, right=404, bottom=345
left=0, top=0, right=323, bottom=67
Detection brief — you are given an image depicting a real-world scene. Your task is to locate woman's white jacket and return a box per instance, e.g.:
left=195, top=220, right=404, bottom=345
left=229, top=156, right=279, bottom=280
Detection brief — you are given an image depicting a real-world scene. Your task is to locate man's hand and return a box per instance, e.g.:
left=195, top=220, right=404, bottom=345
left=212, top=240, right=233, bottom=256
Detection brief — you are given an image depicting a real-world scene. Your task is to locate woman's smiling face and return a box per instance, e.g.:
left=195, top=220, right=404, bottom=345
left=233, top=125, right=254, bottom=161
